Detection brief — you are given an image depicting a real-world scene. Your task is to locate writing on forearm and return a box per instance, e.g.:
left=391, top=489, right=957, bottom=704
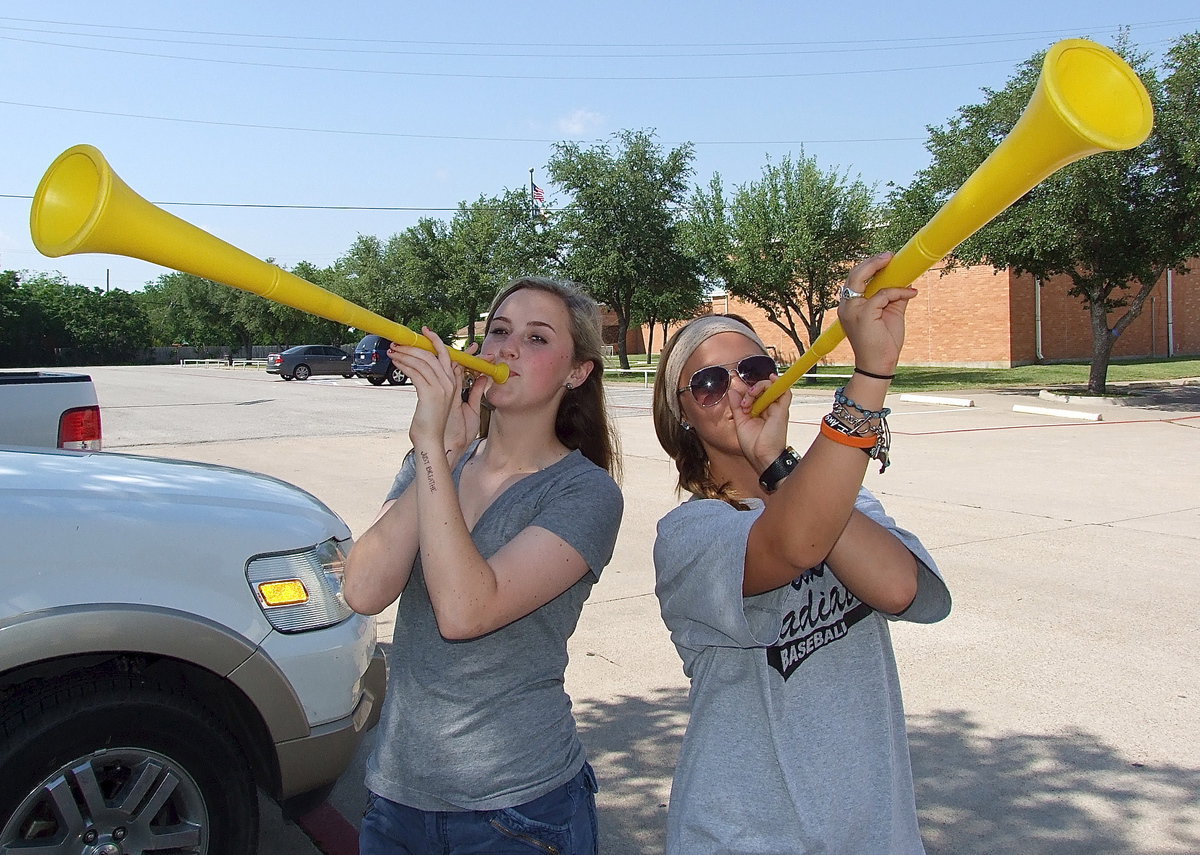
left=419, top=450, right=437, bottom=492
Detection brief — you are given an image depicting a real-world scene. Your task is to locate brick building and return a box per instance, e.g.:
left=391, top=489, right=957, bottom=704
left=641, top=261, right=1200, bottom=367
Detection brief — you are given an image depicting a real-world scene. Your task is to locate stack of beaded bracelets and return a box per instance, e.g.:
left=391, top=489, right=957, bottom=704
left=819, top=386, right=892, bottom=473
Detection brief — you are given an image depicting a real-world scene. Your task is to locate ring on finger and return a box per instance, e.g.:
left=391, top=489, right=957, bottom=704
left=840, top=284, right=866, bottom=300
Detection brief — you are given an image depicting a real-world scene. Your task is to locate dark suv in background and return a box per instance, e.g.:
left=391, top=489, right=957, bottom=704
left=352, top=335, right=408, bottom=386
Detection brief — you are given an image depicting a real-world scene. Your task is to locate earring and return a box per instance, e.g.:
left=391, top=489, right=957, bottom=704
left=565, top=382, right=573, bottom=390
left=681, top=421, right=692, bottom=431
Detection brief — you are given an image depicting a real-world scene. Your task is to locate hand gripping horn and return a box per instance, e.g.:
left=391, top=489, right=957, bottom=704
left=750, top=38, right=1153, bottom=416
left=29, top=145, right=509, bottom=383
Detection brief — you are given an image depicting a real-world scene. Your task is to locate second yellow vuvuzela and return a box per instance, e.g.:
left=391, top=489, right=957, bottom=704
left=750, top=38, right=1153, bottom=416
left=29, top=144, right=509, bottom=383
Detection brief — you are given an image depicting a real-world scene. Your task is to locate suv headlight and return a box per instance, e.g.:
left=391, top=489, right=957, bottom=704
left=246, top=538, right=354, bottom=632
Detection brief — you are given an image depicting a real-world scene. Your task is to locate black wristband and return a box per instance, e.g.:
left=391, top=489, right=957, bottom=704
left=854, top=366, right=895, bottom=380
left=758, top=446, right=800, bottom=493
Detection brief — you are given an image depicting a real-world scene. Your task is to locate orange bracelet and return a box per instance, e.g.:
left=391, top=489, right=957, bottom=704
left=820, top=418, right=876, bottom=449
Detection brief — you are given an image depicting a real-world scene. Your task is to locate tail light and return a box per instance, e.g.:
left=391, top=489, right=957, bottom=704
left=268, top=353, right=282, bottom=366
left=59, top=405, right=103, bottom=450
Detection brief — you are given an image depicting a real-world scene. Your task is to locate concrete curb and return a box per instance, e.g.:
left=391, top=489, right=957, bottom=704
left=1014, top=403, right=1103, bottom=421
left=900, top=394, right=975, bottom=407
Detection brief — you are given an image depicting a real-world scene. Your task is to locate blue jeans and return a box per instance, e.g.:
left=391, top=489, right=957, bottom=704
left=360, top=763, right=599, bottom=855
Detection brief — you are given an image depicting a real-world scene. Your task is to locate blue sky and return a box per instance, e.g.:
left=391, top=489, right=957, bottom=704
left=1, top=2, right=1197, bottom=293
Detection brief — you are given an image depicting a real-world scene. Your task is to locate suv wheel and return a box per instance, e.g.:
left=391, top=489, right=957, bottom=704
left=0, top=674, right=259, bottom=855
left=367, top=376, right=386, bottom=386
left=293, top=364, right=311, bottom=381
left=387, top=365, right=408, bottom=386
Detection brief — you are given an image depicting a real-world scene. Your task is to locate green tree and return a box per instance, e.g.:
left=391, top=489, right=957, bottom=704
left=142, top=269, right=342, bottom=356
left=444, top=189, right=561, bottom=344
left=0, top=272, right=151, bottom=365
left=335, top=227, right=456, bottom=342
left=0, top=271, right=31, bottom=365
left=687, top=153, right=877, bottom=358
left=0, top=271, right=61, bottom=365
left=547, top=129, right=697, bottom=368
left=335, top=234, right=407, bottom=323
left=16, top=273, right=75, bottom=363
left=257, top=261, right=348, bottom=348
left=330, top=192, right=559, bottom=349
left=632, top=262, right=706, bottom=363
left=883, top=33, right=1200, bottom=393
left=60, top=288, right=151, bottom=363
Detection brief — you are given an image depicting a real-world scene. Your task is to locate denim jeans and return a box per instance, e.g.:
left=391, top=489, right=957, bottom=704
left=360, top=762, right=599, bottom=855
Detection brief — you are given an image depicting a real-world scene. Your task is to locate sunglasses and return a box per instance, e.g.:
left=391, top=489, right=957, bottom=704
left=677, top=354, right=777, bottom=408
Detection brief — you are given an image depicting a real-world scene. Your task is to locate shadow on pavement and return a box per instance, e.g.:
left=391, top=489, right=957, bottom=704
left=1122, top=384, right=1200, bottom=411
left=312, top=655, right=1200, bottom=855
left=910, top=709, right=1200, bottom=854
left=574, top=686, right=689, bottom=854
left=577, top=699, right=1200, bottom=854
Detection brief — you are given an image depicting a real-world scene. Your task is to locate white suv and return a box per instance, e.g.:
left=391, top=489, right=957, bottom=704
left=0, top=446, right=385, bottom=854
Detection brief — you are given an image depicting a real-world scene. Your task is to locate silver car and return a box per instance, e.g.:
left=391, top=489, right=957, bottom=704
left=0, top=447, right=386, bottom=855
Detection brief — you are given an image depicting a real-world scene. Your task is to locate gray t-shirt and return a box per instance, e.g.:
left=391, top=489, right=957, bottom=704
left=654, top=488, right=950, bottom=855
left=365, top=441, right=623, bottom=811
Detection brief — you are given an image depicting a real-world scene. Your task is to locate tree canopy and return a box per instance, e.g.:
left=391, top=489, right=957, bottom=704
left=442, top=189, right=561, bottom=343
left=686, top=152, right=877, bottom=358
left=0, top=272, right=150, bottom=366
left=547, top=129, right=698, bottom=368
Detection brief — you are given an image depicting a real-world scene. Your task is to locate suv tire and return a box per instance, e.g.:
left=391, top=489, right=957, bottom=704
left=367, top=376, right=386, bottom=386
left=0, top=673, right=259, bottom=855
left=387, top=365, right=408, bottom=386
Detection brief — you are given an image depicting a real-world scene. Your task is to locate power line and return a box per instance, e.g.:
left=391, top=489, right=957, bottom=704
left=0, top=14, right=1195, bottom=50
left=0, top=99, right=924, bottom=146
left=0, top=193, right=463, bottom=212
left=1, top=19, right=1188, bottom=58
left=5, top=27, right=1179, bottom=81
left=1, top=32, right=1046, bottom=80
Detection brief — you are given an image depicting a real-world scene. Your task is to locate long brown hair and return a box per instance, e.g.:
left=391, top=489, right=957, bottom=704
left=652, top=316, right=761, bottom=507
left=482, top=277, right=622, bottom=480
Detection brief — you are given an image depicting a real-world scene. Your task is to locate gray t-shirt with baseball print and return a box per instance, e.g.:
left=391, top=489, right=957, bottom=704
left=654, top=488, right=950, bottom=855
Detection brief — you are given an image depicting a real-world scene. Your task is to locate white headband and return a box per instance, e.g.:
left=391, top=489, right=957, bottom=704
left=663, top=316, right=767, bottom=421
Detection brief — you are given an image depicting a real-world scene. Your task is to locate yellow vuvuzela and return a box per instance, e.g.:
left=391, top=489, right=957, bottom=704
left=751, top=38, right=1152, bottom=416
left=30, top=144, right=509, bottom=383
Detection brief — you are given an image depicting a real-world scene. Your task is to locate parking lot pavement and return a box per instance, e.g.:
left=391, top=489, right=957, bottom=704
left=86, top=366, right=1200, bottom=854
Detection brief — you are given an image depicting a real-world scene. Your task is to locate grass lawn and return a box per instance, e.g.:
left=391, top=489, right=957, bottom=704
left=602, top=355, right=1200, bottom=393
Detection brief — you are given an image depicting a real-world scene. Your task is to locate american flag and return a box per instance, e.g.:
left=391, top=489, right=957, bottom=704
left=532, top=183, right=545, bottom=203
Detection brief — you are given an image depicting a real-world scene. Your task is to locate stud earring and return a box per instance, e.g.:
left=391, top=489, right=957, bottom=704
left=681, top=421, right=692, bottom=431
left=565, top=382, right=573, bottom=390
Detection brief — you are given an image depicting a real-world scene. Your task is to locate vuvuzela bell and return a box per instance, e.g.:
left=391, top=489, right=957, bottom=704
left=29, top=144, right=509, bottom=383
left=750, top=38, right=1152, bottom=416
